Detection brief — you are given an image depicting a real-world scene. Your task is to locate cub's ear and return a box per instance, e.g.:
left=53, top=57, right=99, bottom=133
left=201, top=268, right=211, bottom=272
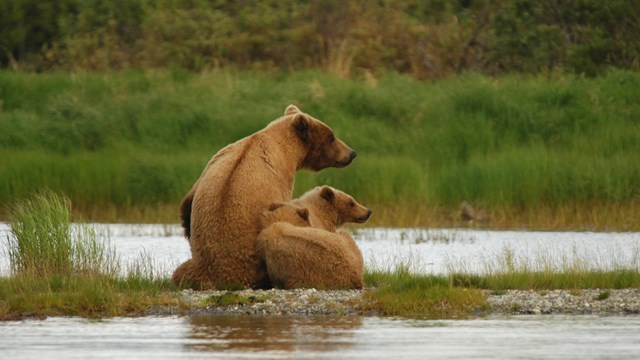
left=284, top=104, right=301, bottom=115
left=297, top=208, right=310, bottom=222
left=320, top=186, right=335, bottom=203
left=293, top=114, right=309, bottom=144
left=268, top=203, right=285, bottom=211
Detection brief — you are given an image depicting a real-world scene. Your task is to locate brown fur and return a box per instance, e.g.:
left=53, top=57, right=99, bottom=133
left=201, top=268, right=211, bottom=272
left=256, top=186, right=371, bottom=290
left=172, top=105, right=356, bottom=290
left=254, top=202, right=312, bottom=262
left=179, top=194, right=193, bottom=239
left=259, top=202, right=311, bottom=229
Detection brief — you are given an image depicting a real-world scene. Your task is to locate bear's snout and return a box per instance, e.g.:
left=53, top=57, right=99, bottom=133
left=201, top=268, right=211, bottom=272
left=336, top=150, right=357, bottom=168
left=355, top=209, right=372, bottom=223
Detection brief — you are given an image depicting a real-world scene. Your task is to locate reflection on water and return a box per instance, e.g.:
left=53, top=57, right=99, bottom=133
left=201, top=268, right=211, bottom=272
left=2, top=315, right=640, bottom=359
left=186, top=315, right=361, bottom=354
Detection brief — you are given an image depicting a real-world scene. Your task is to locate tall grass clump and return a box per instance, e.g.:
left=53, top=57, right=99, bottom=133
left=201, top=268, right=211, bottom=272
left=1, top=191, right=179, bottom=320
left=7, top=190, right=116, bottom=277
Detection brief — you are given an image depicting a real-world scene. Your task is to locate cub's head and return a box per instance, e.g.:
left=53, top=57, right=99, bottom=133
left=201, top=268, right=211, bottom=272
left=285, top=105, right=357, bottom=171
left=295, top=185, right=372, bottom=231
left=260, top=202, right=311, bottom=228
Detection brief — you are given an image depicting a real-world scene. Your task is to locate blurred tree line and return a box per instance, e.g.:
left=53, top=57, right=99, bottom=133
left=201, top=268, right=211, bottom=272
left=1, top=0, right=639, bottom=78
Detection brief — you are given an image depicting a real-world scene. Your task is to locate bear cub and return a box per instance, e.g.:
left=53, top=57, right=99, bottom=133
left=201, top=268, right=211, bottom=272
left=256, top=186, right=371, bottom=289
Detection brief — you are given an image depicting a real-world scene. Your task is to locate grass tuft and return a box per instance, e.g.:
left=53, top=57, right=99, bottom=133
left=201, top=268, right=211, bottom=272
left=594, top=290, right=611, bottom=301
left=1, top=191, right=178, bottom=320
left=7, top=190, right=116, bottom=277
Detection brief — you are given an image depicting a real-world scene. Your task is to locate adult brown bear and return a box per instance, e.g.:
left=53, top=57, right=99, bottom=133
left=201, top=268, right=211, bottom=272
left=172, top=105, right=356, bottom=289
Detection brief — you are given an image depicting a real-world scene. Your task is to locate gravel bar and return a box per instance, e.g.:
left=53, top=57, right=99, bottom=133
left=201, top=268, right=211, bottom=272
left=148, top=288, right=640, bottom=317
left=154, top=288, right=365, bottom=316
left=485, top=289, right=640, bottom=315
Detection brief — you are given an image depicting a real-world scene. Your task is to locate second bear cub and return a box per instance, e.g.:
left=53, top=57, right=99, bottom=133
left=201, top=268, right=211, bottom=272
left=256, top=186, right=371, bottom=289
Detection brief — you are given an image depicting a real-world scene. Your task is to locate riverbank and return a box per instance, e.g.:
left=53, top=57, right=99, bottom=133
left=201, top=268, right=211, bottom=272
left=145, top=288, right=640, bottom=318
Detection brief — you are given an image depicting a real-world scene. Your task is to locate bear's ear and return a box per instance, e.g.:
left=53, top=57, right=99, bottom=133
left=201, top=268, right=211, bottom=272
left=268, top=203, right=285, bottom=211
left=320, top=186, right=335, bottom=203
left=293, top=114, right=309, bottom=144
left=297, top=208, right=310, bottom=221
left=284, top=104, right=301, bottom=115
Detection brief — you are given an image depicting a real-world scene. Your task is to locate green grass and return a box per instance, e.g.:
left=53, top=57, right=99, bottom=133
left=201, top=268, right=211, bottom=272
left=450, top=270, right=640, bottom=291
left=363, top=266, right=640, bottom=318
left=0, top=274, right=179, bottom=320
left=1, top=191, right=180, bottom=320
left=449, top=244, right=640, bottom=290
left=1, top=69, right=640, bottom=229
left=7, top=190, right=116, bottom=276
left=363, top=265, right=487, bottom=317
left=363, top=242, right=640, bottom=317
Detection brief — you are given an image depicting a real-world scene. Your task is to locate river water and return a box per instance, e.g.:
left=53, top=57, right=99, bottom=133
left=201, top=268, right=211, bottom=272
left=3, top=315, right=640, bottom=359
left=1, top=223, right=640, bottom=359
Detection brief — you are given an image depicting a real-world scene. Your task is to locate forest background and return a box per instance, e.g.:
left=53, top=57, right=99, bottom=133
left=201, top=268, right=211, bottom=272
left=1, top=0, right=639, bottom=230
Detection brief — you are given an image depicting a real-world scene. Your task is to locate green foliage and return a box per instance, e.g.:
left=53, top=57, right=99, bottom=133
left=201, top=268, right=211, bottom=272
left=1, top=69, right=639, bottom=221
left=2, top=0, right=639, bottom=76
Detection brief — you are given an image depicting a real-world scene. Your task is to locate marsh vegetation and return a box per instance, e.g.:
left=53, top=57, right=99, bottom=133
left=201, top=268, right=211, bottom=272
left=1, top=70, right=639, bottom=230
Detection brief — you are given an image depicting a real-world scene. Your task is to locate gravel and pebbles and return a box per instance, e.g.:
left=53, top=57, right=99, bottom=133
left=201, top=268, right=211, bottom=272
left=145, top=288, right=365, bottom=316
left=485, top=288, right=640, bottom=315
left=149, top=288, right=640, bottom=317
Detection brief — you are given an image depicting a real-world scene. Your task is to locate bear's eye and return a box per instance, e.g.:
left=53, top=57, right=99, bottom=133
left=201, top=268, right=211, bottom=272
left=327, top=134, right=335, bottom=144
left=349, top=201, right=355, bottom=207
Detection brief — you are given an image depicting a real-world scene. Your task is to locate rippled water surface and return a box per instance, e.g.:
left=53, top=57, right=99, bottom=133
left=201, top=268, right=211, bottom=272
left=2, top=315, right=640, bottom=359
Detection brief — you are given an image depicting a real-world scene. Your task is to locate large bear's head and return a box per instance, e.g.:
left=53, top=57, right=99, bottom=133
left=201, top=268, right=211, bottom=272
left=285, top=105, right=356, bottom=171
left=294, top=185, right=372, bottom=231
